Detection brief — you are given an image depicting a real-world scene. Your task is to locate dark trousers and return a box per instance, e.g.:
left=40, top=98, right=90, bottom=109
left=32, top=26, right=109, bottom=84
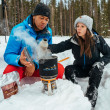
left=65, top=65, right=103, bottom=88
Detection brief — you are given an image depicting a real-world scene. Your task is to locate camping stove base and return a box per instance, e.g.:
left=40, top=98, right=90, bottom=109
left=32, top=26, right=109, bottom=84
left=41, top=78, right=57, bottom=96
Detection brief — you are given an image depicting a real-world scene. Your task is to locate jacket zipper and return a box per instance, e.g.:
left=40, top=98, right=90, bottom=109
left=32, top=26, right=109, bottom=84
left=83, top=53, right=86, bottom=69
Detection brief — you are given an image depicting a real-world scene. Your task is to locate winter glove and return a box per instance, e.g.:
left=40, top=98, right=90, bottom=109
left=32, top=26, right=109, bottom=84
left=89, top=61, right=104, bottom=76
left=92, top=61, right=104, bottom=71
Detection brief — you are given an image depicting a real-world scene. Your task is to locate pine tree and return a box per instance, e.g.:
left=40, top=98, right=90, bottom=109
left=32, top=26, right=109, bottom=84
left=64, top=1, right=67, bottom=36
left=107, top=0, right=110, bottom=28
left=50, top=0, right=56, bottom=36
left=60, top=0, right=63, bottom=36
left=100, top=0, right=109, bottom=36
left=0, top=0, right=110, bottom=37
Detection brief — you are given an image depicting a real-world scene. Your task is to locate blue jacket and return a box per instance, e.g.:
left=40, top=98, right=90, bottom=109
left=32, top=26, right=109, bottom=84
left=4, top=15, right=52, bottom=69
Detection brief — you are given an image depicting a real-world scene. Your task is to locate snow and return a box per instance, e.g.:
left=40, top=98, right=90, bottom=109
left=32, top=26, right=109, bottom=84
left=0, top=36, right=110, bottom=110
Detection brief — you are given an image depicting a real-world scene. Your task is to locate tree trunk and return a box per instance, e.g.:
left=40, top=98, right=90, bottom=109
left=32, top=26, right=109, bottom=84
left=69, top=8, right=71, bottom=36
left=64, top=7, right=66, bottom=36
left=71, top=6, right=74, bottom=35
left=14, top=0, right=16, bottom=25
left=51, top=5, right=55, bottom=36
left=21, top=0, right=24, bottom=22
left=4, top=0, right=9, bottom=36
left=60, top=0, right=63, bottom=36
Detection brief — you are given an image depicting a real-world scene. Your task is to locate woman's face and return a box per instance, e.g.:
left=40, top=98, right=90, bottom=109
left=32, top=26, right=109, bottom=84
left=76, top=22, right=87, bottom=39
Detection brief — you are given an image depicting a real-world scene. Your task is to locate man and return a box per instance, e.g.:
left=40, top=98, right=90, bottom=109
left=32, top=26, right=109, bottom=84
left=3, top=3, right=64, bottom=80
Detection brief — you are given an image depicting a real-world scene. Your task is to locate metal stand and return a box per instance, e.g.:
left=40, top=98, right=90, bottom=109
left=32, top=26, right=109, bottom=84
left=41, top=78, right=57, bottom=96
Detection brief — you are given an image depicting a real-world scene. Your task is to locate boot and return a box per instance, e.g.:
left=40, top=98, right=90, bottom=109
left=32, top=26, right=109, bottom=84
left=85, top=86, right=98, bottom=108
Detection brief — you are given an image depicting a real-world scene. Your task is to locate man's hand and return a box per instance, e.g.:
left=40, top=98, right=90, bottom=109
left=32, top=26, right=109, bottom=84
left=24, top=63, right=35, bottom=76
left=20, top=49, right=35, bottom=76
left=20, top=49, right=32, bottom=67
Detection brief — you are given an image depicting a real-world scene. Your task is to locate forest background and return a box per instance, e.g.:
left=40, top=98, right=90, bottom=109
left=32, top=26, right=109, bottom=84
left=0, top=0, right=110, bottom=37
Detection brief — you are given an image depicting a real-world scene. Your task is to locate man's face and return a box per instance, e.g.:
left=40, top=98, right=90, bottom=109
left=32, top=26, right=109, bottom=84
left=33, top=15, right=49, bottom=31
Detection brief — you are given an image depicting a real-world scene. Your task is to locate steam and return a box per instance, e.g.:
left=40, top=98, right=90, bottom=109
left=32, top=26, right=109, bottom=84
left=13, top=26, right=37, bottom=48
left=13, top=26, right=52, bottom=63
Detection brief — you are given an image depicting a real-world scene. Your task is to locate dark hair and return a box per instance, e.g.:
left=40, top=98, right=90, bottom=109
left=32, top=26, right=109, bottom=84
left=77, top=29, right=95, bottom=58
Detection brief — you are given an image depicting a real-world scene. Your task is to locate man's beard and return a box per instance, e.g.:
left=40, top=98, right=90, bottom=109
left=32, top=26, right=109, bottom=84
left=32, top=19, right=41, bottom=31
left=33, top=22, right=40, bottom=31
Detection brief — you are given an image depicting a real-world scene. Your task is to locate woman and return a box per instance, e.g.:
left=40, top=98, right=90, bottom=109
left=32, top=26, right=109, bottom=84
left=48, top=15, right=110, bottom=108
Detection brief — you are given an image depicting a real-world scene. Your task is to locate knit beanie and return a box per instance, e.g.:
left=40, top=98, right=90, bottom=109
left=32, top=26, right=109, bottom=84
left=32, top=3, right=50, bottom=19
left=74, top=15, right=93, bottom=32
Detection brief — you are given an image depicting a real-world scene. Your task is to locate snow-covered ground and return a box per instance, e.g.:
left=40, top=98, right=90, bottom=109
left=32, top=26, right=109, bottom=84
left=0, top=36, right=110, bottom=110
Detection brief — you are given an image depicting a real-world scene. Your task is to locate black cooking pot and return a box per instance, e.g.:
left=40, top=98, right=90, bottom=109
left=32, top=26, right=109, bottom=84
left=39, top=56, right=58, bottom=79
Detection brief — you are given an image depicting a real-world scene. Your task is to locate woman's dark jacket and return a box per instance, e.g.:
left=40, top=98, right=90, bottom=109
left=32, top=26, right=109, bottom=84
left=49, top=34, right=110, bottom=69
